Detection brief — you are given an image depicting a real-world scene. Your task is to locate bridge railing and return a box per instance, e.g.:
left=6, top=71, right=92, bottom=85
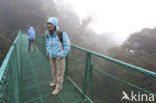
left=67, top=45, right=156, bottom=103
left=0, top=30, right=22, bottom=103
left=36, top=34, right=156, bottom=103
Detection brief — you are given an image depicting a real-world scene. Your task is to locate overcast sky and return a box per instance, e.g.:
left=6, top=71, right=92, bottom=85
left=58, top=0, right=156, bottom=43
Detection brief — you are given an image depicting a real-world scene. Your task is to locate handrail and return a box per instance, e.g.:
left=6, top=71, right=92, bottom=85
left=0, top=30, right=21, bottom=81
left=0, top=30, right=21, bottom=103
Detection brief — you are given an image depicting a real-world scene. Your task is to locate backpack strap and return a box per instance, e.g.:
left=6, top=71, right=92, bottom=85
left=46, top=34, right=49, bottom=39
left=57, top=31, right=63, bottom=43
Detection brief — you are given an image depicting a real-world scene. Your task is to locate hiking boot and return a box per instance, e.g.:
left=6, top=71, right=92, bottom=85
left=50, top=82, right=55, bottom=87
left=52, top=89, right=59, bottom=95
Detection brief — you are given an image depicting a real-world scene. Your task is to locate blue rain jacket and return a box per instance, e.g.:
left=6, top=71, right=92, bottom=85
left=27, top=27, right=35, bottom=39
left=46, top=17, right=70, bottom=58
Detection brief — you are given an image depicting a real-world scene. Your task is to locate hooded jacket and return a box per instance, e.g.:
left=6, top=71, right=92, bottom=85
left=46, top=17, right=70, bottom=58
left=27, top=27, right=36, bottom=39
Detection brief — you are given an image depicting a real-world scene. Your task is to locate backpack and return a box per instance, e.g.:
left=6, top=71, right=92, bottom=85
left=57, top=31, right=63, bottom=43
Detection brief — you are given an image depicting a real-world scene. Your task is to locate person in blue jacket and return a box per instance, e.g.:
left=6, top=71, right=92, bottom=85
left=45, top=17, right=70, bottom=95
left=27, top=26, right=36, bottom=53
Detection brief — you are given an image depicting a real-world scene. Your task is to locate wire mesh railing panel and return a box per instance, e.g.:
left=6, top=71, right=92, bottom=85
left=90, top=55, right=156, bottom=103
left=68, top=45, right=156, bottom=103
left=36, top=34, right=46, bottom=55
left=0, top=30, right=22, bottom=103
left=68, top=47, right=86, bottom=90
left=91, top=71, right=121, bottom=103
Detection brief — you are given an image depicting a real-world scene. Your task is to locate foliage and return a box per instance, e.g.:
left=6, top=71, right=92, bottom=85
left=108, top=28, right=156, bottom=72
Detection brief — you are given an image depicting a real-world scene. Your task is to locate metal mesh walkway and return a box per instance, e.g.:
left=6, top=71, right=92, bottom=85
left=19, top=33, right=83, bottom=103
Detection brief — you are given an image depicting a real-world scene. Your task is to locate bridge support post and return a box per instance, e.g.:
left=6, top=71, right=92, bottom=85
left=83, top=53, right=91, bottom=95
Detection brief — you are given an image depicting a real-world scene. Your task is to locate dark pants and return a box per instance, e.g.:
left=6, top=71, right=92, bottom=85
left=28, top=39, right=36, bottom=52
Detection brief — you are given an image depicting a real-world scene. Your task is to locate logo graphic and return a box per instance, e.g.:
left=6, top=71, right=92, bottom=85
left=121, top=91, right=130, bottom=101
left=121, top=91, right=155, bottom=102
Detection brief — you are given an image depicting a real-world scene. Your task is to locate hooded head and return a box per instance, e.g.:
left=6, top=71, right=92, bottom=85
left=30, top=26, right=34, bottom=30
left=47, top=17, right=59, bottom=30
